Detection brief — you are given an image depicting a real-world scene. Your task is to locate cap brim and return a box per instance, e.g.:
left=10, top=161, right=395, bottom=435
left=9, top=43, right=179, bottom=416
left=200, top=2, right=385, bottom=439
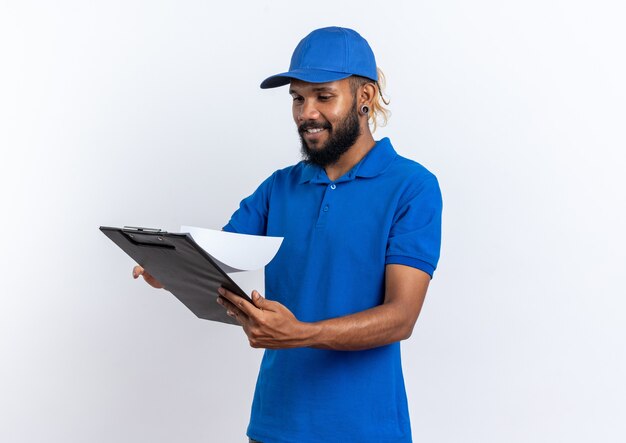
left=260, top=69, right=352, bottom=89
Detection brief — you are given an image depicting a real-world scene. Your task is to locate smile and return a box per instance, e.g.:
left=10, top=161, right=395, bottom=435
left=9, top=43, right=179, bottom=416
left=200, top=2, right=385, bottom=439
left=305, top=128, right=325, bottom=134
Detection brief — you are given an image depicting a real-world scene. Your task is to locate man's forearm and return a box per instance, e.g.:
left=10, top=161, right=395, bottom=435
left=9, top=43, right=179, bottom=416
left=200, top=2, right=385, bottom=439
left=297, top=302, right=415, bottom=351
left=217, top=265, right=429, bottom=351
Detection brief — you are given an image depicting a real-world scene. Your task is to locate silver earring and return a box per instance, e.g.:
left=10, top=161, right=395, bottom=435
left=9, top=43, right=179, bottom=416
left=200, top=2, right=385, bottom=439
left=360, top=105, right=369, bottom=115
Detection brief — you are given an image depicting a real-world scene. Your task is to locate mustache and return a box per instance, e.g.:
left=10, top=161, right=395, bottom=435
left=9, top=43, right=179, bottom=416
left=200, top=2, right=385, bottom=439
left=298, top=121, right=331, bottom=133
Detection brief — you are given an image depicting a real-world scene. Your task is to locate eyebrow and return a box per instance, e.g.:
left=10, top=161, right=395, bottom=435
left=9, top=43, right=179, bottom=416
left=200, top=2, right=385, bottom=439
left=289, top=86, right=337, bottom=95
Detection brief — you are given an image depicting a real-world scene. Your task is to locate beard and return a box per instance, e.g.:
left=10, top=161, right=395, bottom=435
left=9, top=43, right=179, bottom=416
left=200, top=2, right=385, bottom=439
left=298, top=100, right=361, bottom=168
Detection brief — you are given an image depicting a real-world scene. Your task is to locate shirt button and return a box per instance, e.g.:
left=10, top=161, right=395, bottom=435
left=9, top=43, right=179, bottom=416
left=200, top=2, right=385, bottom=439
left=330, top=184, right=336, bottom=190
left=323, top=205, right=329, bottom=212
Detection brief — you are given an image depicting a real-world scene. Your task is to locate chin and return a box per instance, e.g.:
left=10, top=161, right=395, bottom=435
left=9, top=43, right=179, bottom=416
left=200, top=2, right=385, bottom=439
left=306, top=142, right=324, bottom=151
left=302, top=138, right=324, bottom=151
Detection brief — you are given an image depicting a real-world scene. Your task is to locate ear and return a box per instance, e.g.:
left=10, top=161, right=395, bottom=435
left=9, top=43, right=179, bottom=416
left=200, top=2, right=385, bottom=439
left=359, top=82, right=377, bottom=108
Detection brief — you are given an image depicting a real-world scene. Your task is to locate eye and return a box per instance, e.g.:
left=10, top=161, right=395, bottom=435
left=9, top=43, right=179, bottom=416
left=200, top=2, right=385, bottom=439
left=292, top=95, right=304, bottom=104
left=318, top=95, right=332, bottom=101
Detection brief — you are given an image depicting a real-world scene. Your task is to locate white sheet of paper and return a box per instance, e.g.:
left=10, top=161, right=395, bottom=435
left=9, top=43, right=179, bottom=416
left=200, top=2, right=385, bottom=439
left=226, top=268, right=265, bottom=298
left=181, top=226, right=283, bottom=271
left=180, top=225, right=283, bottom=296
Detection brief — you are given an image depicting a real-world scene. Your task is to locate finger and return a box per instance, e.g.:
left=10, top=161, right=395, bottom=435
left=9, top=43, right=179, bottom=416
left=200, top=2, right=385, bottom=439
left=143, top=273, right=164, bottom=289
left=132, top=265, right=144, bottom=279
left=217, top=295, right=249, bottom=322
left=251, top=290, right=275, bottom=311
left=218, top=287, right=257, bottom=317
left=216, top=294, right=245, bottom=316
left=251, top=290, right=264, bottom=306
left=133, top=266, right=164, bottom=288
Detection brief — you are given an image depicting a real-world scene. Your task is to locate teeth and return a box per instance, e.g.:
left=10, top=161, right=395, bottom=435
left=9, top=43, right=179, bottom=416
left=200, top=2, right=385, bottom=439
left=306, top=128, right=324, bottom=133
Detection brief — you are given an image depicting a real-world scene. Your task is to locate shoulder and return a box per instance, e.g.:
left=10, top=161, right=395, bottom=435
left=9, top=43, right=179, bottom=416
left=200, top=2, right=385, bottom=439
left=265, top=161, right=310, bottom=187
left=389, top=153, right=438, bottom=184
left=272, top=162, right=304, bottom=179
left=252, top=162, right=301, bottom=189
left=371, top=139, right=442, bottom=212
left=371, top=138, right=438, bottom=188
left=383, top=150, right=441, bottom=207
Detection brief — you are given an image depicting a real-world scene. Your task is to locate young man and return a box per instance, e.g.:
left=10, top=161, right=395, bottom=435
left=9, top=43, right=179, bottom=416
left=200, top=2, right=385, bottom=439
left=135, top=26, right=442, bottom=442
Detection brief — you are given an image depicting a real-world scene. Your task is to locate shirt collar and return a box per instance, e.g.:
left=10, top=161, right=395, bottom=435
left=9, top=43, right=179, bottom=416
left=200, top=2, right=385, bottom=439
left=298, top=137, right=397, bottom=184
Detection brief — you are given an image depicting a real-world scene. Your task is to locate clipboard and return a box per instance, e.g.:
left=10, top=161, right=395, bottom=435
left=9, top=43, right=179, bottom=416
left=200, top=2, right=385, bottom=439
left=100, top=226, right=250, bottom=325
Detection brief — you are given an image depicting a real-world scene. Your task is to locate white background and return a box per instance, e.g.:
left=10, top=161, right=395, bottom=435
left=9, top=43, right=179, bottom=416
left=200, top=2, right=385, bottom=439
left=1, top=1, right=625, bottom=442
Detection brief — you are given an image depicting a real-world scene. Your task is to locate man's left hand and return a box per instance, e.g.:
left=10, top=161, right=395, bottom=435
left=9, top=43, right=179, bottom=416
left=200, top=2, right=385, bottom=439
left=217, top=288, right=308, bottom=349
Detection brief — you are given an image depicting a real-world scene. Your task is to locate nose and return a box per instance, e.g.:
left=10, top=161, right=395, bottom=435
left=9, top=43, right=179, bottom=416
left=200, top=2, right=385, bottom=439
left=297, top=99, right=320, bottom=122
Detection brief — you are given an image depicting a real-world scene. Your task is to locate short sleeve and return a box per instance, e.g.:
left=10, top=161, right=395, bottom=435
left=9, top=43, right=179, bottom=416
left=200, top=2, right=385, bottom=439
left=222, top=173, right=276, bottom=235
left=386, top=176, right=443, bottom=278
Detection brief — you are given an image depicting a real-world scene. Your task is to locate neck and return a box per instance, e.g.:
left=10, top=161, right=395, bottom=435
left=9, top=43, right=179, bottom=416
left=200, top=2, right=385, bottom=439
left=324, top=127, right=376, bottom=181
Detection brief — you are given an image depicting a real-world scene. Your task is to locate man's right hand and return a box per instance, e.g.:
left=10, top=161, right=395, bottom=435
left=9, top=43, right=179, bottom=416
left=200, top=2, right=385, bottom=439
left=132, top=265, right=164, bottom=289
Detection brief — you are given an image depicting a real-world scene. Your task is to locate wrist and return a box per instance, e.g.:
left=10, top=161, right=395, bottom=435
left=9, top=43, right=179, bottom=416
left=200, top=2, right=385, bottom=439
left=296, top=320, right=324, bottom=348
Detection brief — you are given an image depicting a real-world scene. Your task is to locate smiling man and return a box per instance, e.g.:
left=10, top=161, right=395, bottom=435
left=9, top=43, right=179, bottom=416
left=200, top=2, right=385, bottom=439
left=218, top=27, right=443, bottom=443
left=135, top=26, right=442, bottom=443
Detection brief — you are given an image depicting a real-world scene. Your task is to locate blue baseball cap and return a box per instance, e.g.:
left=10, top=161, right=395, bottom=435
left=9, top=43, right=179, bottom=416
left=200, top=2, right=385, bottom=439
left=260, top=26, right=378, bottom=89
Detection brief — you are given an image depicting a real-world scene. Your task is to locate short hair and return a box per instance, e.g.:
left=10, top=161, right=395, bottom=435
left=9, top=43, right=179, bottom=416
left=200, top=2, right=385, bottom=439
left=349, top=68, right=391, bottom=132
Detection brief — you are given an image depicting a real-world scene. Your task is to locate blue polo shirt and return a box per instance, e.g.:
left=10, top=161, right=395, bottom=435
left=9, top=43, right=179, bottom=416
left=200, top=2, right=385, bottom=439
left=223, top=138, right=442, bottom=443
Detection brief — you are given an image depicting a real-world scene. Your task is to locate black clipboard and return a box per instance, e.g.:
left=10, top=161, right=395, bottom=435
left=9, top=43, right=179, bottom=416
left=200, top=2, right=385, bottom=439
left=100, top=226, right=250, bottom=325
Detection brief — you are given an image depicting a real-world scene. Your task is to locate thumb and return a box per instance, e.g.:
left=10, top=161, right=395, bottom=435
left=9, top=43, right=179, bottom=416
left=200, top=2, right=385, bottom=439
left=251, top=290, right=269, bottom=309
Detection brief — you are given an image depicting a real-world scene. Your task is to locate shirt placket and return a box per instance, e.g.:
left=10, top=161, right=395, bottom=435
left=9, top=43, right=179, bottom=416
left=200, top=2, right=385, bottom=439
left=315, top=182, right=338, bottom=228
